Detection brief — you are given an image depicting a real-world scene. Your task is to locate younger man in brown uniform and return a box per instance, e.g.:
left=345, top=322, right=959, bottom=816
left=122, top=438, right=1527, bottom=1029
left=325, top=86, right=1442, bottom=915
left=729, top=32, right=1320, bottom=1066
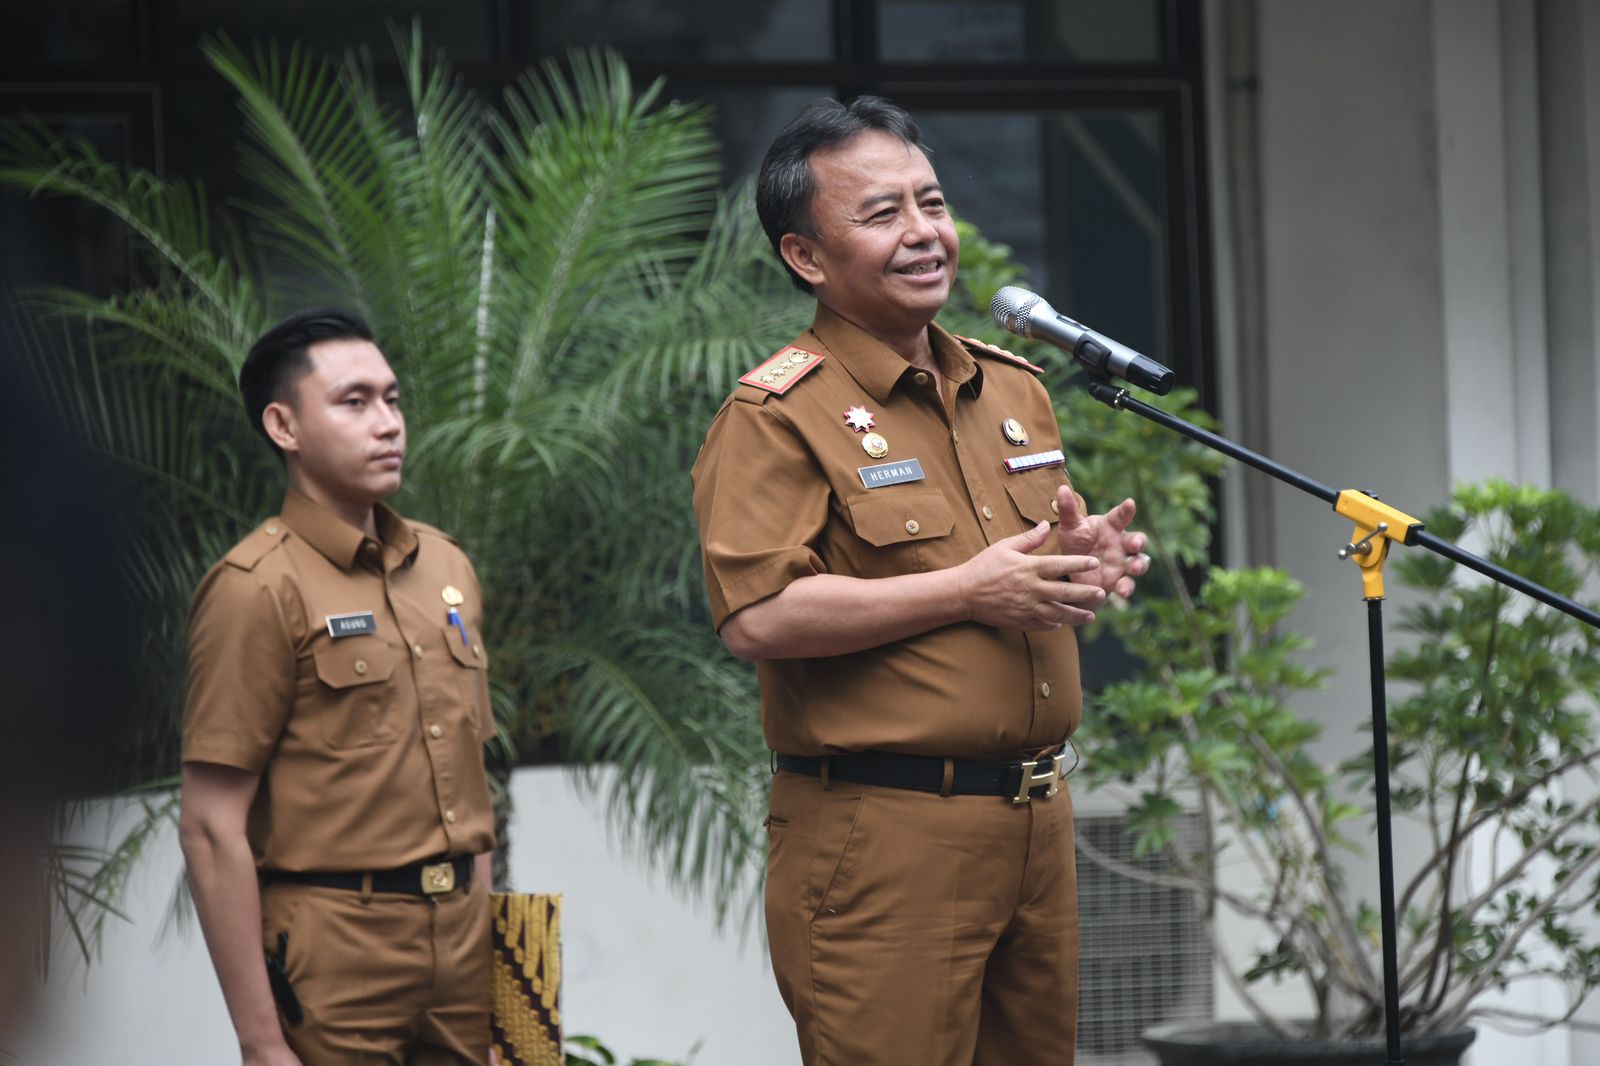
left=180, top=311, right=497, bottom=1066
left=692, top=99, right=1148, bottom=1065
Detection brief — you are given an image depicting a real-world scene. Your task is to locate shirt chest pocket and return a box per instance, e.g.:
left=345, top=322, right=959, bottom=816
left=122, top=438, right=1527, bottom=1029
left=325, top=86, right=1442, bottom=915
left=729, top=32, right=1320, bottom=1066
left=310, top=640, right=401, bottom=750
left=441, top=624, right=493, bottom=741
left=840, top=490, right=959, bottom=575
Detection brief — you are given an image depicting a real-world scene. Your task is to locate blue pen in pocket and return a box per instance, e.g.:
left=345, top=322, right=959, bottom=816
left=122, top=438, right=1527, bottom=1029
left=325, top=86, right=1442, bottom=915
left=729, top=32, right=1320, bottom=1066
left=442, top=585, right=470, bottom=645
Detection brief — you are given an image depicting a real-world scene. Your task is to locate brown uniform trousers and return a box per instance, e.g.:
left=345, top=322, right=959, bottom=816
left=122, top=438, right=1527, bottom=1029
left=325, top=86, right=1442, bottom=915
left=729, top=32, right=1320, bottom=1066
left=261, top=878, right=492, bottom=1065
left=766, top=773, right=1077, bottom=1066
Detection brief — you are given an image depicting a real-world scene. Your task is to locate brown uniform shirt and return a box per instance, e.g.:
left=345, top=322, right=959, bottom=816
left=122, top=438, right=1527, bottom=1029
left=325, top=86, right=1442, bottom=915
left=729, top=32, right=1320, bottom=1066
left=182, top=490, right=496, bottom=872
left=692, top=305, right=1083, bottom=758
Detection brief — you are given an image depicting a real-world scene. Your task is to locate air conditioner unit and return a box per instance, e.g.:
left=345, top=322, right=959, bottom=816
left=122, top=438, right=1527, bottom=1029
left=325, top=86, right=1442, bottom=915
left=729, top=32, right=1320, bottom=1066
left=1074, top=787, right=1213, bottom=1066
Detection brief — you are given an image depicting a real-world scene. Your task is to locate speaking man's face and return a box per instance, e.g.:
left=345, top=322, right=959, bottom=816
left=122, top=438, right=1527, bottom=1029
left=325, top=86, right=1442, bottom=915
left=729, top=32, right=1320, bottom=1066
left=784, top=129, right=960, bottom=338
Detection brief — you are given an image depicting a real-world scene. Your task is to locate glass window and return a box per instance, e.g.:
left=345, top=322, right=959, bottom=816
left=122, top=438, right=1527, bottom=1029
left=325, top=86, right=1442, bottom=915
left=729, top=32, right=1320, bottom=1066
left=538, top=0, right=831, bottom=61
left=166, top=0, right=497, bottom=63
left=0, top=0, right=139, bottom=66
left=916, top=108, right=1170, bottom=361
left=879, top=0, right=1027, bottom=62
left=0, top=116, right=135, bottom=297
left=880, top=0, right=1164, bottom=64
left=691, top=86, right=833, bottom=185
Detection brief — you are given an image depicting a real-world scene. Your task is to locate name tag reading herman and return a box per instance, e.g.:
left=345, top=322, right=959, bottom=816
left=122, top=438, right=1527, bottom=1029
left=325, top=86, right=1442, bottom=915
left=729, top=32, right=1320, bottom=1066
left=325, top=611, right=377, bottom=638
left=858, top=458, right=926, bottom=489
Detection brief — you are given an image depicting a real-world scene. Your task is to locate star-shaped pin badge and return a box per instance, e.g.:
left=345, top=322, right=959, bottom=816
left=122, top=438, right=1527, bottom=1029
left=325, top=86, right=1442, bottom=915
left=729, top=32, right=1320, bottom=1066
left=843, top=405, right=876, bottom=433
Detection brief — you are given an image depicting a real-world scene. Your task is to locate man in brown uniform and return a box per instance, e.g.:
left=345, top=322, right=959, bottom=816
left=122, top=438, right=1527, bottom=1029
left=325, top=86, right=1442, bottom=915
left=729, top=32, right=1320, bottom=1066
left=179, top=310, right=497, bottom=1066
left=691, top=98, right=1148, bottom=1065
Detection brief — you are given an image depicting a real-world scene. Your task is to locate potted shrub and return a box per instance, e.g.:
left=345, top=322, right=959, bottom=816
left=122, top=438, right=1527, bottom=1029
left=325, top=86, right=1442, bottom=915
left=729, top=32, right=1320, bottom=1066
left=1059, top=386, right=1600, bottom=1066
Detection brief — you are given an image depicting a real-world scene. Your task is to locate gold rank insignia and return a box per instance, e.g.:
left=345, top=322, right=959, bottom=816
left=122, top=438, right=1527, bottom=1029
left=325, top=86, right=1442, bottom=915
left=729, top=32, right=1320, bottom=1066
left=843, top=405, right=876, bottom=432
left=739, top=346, right=826, bottom=394
left=862, top=432, right=890, bottom=459
left=442, top=585, right=465, bottom=606
left=1002, top=418, right=1029, bottom=446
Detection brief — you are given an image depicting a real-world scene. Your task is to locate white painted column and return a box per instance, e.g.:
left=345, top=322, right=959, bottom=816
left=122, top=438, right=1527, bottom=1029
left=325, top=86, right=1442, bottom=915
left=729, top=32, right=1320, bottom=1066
left=1434, top=0, right=1529, bottom=488
left=1439, top=4, right=1566, bottom=1061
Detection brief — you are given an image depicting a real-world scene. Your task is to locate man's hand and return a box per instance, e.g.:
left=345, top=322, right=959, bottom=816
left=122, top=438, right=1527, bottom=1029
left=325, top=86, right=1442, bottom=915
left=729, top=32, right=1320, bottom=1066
left=958, top=521, right=1105, bottom=630
left=180, top=763, right=300, bottom=1066
left=1055, top=486, right=1150, bottom=599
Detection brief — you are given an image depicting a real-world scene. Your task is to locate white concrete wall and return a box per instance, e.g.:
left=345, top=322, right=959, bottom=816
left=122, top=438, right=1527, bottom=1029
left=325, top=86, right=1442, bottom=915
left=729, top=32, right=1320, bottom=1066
left=1230, top=0, right=1600, bottom=1061
left=10, top=769, right=796, bottom=1066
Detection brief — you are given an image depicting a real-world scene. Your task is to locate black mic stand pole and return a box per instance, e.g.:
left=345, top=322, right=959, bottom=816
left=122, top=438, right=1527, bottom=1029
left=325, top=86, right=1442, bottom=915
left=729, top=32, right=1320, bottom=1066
left=1083, top=378, right=1600, bottom=1066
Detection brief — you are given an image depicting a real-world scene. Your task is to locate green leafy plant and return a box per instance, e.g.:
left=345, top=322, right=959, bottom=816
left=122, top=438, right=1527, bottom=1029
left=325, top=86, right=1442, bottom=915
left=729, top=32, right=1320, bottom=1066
left=1067, top=437, right=1600, bottom=1037
left=565, top=1033, right=689, bottom=1066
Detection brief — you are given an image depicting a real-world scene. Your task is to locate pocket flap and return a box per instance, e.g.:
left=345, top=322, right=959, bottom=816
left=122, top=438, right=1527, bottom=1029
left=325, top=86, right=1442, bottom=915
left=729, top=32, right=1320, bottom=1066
left=442, top=624, right=487, bottom=669
left=846, top=491, right=956, bottom=547
left=1006, top=478, right=1063, bottom=525
left=313, top=642, right=396, bottom=689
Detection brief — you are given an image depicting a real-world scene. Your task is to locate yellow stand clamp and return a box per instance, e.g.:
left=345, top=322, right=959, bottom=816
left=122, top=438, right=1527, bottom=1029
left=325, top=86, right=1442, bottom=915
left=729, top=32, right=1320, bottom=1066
left=1333, top=491, right=1424, bottom=601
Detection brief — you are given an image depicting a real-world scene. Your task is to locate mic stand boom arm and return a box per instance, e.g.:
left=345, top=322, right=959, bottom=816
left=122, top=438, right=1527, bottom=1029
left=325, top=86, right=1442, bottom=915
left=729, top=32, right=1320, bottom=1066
left=1084, top=379, right=1600, bottom=1066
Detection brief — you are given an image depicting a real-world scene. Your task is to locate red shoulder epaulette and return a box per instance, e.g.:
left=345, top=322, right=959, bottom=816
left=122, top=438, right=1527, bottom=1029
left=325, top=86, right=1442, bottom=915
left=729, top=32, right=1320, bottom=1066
left=738, top=346, right=825, bottom=394
left=954, top=334, right=1044, bottom=374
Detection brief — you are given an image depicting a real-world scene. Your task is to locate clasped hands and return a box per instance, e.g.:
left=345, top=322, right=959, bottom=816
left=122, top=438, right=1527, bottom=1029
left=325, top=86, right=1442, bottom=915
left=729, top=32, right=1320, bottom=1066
left=960, top=484, right=1149, bottom=631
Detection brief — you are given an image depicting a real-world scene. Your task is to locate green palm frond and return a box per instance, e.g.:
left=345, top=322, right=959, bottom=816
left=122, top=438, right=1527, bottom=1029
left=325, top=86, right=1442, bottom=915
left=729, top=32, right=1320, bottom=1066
left=532, top=624, right=765, bottom=923
left=0, top=125, right=261, bottom=351
left=204, top=34, right=380, bottom=312
left=46, top=791, right=181, bottom=974
left=486, top=51, right=722, bottom=410
left=3, top=34, right=805, bottom=947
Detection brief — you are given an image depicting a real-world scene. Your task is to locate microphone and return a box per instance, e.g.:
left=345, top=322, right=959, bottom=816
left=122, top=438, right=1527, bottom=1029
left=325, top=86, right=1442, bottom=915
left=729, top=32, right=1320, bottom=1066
left=989, top=286, right=1175, bottom=395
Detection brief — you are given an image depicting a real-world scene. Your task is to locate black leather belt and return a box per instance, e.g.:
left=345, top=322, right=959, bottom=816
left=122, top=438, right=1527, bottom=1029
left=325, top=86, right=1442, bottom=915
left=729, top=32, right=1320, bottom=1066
left=264, top=854, right=473, bottom=896
left=776, top=749, right=1068, bottom=804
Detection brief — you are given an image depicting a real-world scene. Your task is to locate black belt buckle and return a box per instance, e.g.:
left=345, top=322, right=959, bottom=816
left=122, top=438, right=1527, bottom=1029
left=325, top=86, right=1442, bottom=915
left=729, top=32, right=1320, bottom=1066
left=1011, top=754, right=1062, bottom=805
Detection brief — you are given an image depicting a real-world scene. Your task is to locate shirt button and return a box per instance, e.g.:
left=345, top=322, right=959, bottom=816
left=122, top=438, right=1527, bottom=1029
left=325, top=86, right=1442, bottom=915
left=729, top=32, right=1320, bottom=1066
left=905, top=519, right=920, bottom=535
left=265, top=523, right=279, bottom=535
left=363, top=542, right=379, bottom=554
left=982, top=506, right=994, bottom=520
left=445, top=809, right=457, bottom=824
left=413, top=644, right=425, bottom=657
left=430, top=724, right=443, bottom=739
left=1051, top=499, right=1060, bottom=514
left=472, top=645, right=482, bottom=658
left=353, top=659, right=368, bottom=675
left=913, top=371, right=929, bottom=386
left=952, top=429, right=960, bottom=443
left=1041, top=682, right=1052, bottom=698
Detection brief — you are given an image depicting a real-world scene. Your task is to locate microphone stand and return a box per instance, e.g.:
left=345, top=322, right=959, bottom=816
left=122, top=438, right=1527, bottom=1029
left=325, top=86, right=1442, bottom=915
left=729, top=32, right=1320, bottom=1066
left=1083, top=378, right=1600, bottom=1066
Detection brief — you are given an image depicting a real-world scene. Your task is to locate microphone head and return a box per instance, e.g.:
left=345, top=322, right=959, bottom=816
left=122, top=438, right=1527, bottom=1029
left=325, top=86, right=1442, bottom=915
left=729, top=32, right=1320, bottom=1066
left=990, top=286, right=1045, bottom=337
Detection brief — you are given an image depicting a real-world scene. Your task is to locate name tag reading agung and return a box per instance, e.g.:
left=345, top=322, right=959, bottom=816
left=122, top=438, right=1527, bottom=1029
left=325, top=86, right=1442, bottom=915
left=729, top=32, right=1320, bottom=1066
left=326, top=611, right=377, bottom=638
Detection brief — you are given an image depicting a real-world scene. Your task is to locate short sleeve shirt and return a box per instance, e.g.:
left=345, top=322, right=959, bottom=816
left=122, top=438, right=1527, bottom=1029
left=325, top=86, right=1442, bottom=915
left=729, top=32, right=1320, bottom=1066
left=182, top=490, right=496, bottom=872
left=691, top=305, right=1083, bottom=758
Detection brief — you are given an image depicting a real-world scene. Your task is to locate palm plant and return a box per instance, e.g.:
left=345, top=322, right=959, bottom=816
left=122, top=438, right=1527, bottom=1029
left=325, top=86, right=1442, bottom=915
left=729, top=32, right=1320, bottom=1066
left=2, top=27, right=810, bottom=934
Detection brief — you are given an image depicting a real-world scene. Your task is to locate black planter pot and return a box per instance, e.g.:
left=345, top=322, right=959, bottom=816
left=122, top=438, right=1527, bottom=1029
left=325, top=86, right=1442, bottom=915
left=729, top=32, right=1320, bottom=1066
left=1141, top=1022, right=1476, bottom=1066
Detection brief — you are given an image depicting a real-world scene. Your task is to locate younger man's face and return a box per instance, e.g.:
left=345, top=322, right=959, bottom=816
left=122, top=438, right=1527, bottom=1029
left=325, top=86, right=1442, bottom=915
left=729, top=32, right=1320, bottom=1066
left=275, top=339, right=406, bottom=506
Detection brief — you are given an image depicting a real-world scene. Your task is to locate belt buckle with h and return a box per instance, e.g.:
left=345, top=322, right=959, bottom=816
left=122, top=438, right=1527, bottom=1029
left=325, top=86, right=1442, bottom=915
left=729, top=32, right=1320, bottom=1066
left=1011, top=755, right=1061, bottom=805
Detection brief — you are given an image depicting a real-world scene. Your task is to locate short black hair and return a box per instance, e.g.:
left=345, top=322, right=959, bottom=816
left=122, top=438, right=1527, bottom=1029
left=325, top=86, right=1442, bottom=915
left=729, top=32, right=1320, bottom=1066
left=238, top=308, right=374, bottom=457
left=755, top=95, right=929, bottom=294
